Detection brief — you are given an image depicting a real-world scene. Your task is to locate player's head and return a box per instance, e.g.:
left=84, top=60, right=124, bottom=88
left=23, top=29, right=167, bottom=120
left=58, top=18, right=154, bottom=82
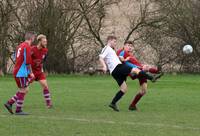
left=25, top=31, right=36, bottom=43
left=124, top=41, right=133, bottom=52
left=37, top=34, right=47, bottom=48
left=107, top=35, right=117, bottom=48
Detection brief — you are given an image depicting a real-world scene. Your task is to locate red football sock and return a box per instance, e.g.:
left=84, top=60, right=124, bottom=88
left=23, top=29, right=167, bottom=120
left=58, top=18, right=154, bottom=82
left=149, top=67, right=159, bottom=74
left=130, top=93, right=143, bottom=107
left=7, top=91, right=20, bottom=105
left=16, top=92, right=26, bottom=112
left=43, top=88, right=52, bottom=106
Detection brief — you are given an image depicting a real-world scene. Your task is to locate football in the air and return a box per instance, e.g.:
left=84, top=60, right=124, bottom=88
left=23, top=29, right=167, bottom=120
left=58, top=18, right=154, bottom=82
left=183, top=45, right=193, bottom=54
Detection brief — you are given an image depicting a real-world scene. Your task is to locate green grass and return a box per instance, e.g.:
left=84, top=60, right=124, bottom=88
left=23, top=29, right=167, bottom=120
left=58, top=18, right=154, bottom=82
left=0, top=74, right=200, bottom=136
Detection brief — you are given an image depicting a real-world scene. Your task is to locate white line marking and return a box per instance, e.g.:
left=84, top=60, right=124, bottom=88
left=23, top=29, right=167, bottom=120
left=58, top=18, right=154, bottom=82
left=0, top=114, right=200, bottom=131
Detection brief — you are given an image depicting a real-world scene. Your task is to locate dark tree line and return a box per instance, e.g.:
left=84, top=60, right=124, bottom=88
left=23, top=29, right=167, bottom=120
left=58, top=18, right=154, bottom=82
left=0, top=0, right=120, bottom=74
left=0, top=0, right=200, bottom=74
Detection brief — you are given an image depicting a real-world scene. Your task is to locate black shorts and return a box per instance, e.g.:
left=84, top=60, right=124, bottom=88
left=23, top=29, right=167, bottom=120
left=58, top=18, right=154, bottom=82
left=111, top=64, right=132, bottom=86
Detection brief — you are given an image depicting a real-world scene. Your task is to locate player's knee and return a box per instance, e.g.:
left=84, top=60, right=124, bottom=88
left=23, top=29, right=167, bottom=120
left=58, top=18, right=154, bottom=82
left=131, top=68, right=140, bottom=75
left=140, top=90, right=146, bottom=95
left=140, top=87, right=147, bottom=95
left=19, top=87, right=28, bottom=93
left=140, top=83, right=147, bottom=94
left=121, top=89, right=127, bottom=93
left=40, top=81, right=48, bottom=89
left=44, top=86, right=48, bottom=90
left=121, top=86, right=128, bottom=93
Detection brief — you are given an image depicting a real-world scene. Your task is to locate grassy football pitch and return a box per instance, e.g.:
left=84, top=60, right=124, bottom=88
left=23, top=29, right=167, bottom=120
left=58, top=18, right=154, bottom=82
left=0, top=74, right=200, bottom=136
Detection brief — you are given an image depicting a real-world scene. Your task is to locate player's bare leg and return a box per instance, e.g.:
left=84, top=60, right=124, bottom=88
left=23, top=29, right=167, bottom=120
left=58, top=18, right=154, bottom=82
left=109, top=81, right=128, bottom=112
left=129, top=83, right=147, bottom=111
left=39, top=79, right=52, bottom=108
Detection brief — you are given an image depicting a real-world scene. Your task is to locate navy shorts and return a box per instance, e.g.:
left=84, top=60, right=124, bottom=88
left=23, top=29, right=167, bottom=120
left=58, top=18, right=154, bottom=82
left=111, top=64, right=132, bottom=86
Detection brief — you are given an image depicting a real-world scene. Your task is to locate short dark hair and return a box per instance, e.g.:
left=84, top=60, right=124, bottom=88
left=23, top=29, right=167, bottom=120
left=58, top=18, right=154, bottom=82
left=124, top=41, right=133, bottom=45
left=107, top=35, right=117, bottom=42
left=24, top=31, right=36, bottom=40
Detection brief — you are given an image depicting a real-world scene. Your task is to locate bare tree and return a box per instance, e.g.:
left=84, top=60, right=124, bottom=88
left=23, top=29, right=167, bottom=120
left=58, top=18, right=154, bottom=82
left=145, top=0, right=200, bottom=72
left=5, top=0, right=199, bottom=74
left=123, top=0, right=200, bottom=72
left=6, top=0, right=119, bottom=73
left=4, top=0, right=85, bottom=73
left=77, top=0, right=121, bottom=48
left=0, top=0, right=17, bottom=74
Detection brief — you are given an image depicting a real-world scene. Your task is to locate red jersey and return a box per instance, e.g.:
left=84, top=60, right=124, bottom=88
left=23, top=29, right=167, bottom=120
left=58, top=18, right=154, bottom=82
left=117, top=49, right=142, bottom=67
left=13, top=42, right=32, bottom=77
left=31, top=46, right=48, bottom=73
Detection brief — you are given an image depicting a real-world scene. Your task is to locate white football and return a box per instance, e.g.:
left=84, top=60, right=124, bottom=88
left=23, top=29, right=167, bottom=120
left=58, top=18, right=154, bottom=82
left=183, top=45, right=193, bottom=54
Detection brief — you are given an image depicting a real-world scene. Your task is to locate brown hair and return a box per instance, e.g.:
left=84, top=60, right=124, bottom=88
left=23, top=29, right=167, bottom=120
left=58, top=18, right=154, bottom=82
left=107, top=35, right=117, bottom=42
left=124, top=41, right=133, bottom=45
left=25, top=31, right=36, bottom=40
